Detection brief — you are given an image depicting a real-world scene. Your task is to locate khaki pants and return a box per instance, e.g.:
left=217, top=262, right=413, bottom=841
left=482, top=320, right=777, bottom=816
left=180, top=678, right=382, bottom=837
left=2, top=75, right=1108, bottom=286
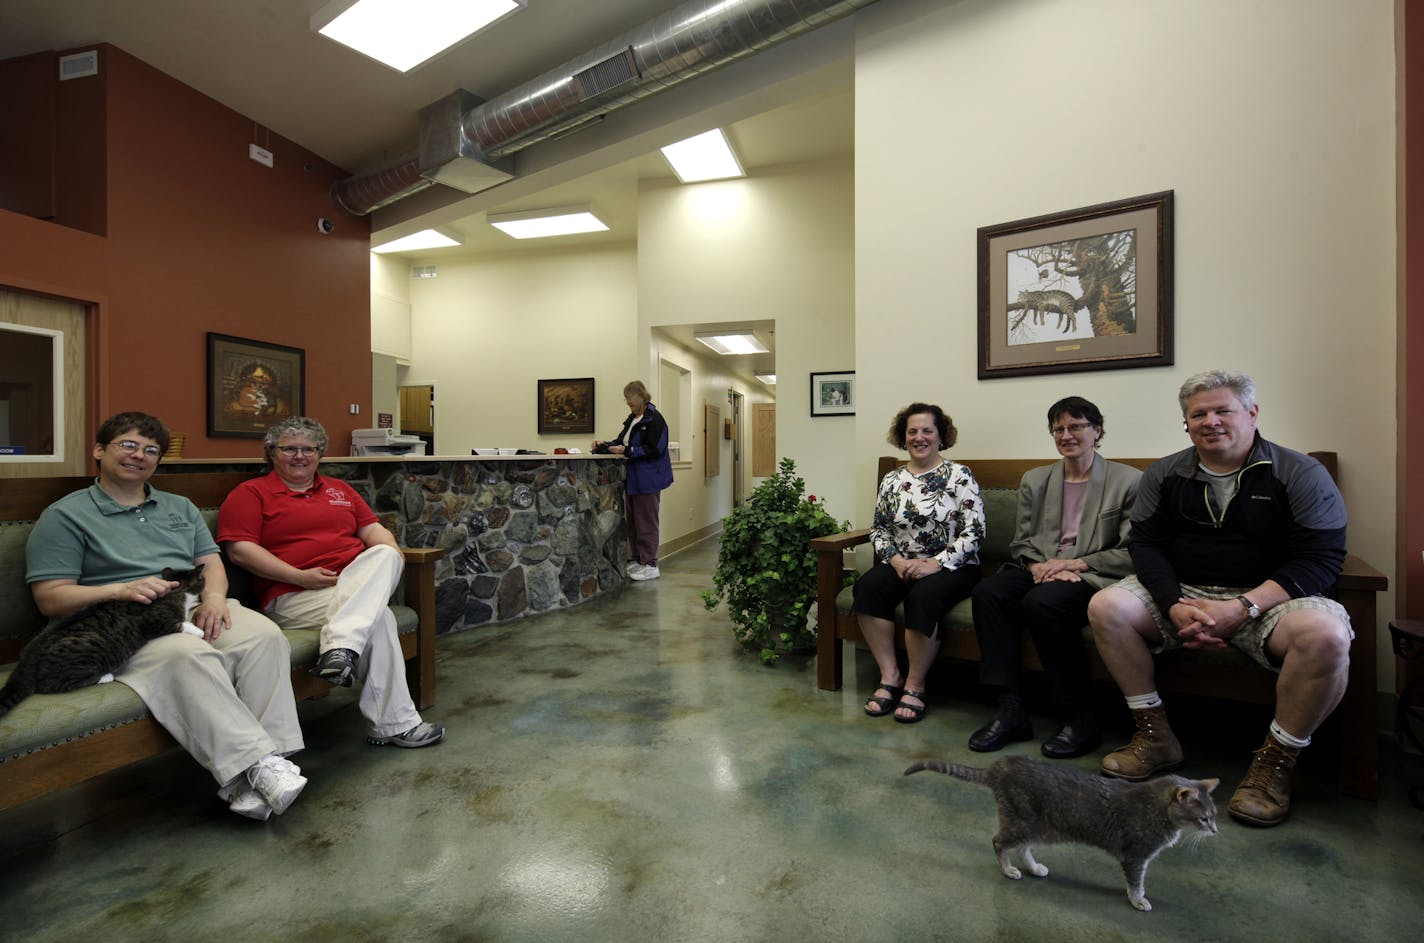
left=265, top=544, right=421, bottom=738
left=115, top=599, right=303, bottom=786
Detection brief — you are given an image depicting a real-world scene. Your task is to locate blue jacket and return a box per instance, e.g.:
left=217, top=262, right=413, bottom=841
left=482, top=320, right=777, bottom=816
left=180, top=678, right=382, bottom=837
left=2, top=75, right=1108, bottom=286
left=609, top=404, right=673, bottom=495
left=1128, top=433, right=1347, bottom=610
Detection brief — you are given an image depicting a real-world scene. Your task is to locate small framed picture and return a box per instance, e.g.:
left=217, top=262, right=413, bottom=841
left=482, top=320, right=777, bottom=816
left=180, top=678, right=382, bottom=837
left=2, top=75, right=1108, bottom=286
left=810, top=371, right=855, bottom=417
left=538, top=377, right=595, bottom=435
left=207, top=333, right=305, bottom=438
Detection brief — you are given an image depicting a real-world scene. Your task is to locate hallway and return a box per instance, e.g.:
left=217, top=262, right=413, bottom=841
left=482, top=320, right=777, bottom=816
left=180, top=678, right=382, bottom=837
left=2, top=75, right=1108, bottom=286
left=2, top=539, right=1422, bottom=941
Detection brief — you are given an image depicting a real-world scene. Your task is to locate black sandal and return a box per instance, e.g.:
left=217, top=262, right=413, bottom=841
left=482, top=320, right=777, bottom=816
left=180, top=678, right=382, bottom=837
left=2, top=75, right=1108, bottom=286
left=894, top=689, right=929, bottom=724
left=864, top=682, right=905, bottom=717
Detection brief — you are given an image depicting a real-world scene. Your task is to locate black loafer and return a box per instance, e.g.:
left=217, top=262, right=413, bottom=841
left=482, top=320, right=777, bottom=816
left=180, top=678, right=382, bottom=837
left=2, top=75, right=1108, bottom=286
left=1040, top=717, right=1102, bottom=759
left=968, top=714, right=1033, bottom=752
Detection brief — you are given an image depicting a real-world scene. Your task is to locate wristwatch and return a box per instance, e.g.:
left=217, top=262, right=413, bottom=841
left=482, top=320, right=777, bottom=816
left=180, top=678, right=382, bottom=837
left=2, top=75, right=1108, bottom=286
left=1237, top=595, right=1261, bottom=620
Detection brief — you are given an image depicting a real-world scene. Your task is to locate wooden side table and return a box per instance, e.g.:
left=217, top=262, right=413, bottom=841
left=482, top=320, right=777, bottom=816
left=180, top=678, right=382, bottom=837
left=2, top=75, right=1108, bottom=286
left=1388, top=619, right=1424, bottom=809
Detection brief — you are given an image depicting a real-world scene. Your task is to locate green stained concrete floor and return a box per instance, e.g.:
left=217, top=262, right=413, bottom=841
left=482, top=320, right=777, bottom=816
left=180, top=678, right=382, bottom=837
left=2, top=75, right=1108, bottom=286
left=2, top=538, right=1423, bottom=942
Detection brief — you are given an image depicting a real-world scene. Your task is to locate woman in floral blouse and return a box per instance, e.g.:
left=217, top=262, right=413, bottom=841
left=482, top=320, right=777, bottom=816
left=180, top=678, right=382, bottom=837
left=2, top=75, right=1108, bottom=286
left=852, top=403, right=985, bottom=723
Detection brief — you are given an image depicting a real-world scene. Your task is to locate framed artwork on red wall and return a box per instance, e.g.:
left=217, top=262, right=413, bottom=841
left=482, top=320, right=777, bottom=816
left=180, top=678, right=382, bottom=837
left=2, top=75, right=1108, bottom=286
left=207, top=333, right=305, bottom=438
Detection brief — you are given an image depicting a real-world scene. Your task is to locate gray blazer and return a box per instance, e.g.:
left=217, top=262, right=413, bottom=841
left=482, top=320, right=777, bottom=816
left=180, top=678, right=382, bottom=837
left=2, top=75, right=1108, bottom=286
left=1007, top=456, right=1142, bottom=590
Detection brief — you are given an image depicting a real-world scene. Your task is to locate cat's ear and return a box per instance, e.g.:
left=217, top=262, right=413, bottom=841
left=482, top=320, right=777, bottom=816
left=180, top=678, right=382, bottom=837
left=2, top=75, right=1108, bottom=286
left=1175, top=779, right=1218, bottom=802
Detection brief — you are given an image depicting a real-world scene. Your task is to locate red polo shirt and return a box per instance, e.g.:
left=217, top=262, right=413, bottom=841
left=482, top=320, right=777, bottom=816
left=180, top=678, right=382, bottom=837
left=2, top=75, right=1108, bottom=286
left=217, top=471, right=378, bottom=608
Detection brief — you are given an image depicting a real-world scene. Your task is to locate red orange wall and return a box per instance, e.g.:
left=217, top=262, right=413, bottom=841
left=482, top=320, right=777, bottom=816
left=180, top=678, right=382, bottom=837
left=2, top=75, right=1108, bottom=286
left=0, top=44, right=372, bottom=458
left=1400, top=0, right=1424, bottom=660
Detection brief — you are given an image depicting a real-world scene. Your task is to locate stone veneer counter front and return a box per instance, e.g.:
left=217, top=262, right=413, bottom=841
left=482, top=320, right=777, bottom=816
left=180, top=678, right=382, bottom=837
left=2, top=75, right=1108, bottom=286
left=155, top=456, right=629, bottom=636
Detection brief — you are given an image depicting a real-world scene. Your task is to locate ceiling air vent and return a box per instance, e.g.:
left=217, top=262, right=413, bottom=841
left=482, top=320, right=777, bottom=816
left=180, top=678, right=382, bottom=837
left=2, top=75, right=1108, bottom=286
left=573, top=47, right=639, bottom=101
left=58, top=50, right=99, bottom=80
left=411, top=265, right=439, bottom=279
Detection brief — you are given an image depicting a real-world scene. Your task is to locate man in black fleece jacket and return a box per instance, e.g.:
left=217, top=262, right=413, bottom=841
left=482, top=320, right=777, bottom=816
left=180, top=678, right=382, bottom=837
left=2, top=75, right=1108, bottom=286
left=1087, top=369, right=1351, bottom=828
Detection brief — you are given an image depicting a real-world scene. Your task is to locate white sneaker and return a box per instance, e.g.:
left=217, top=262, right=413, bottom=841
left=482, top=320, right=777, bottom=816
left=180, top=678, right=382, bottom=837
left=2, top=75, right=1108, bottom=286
left=227, top=782, right=273, bottom=821
left=246, top=754, right=307, bottom=815
left=625, top=562, right=644, bottom=576
left=630, top=564, right=660, bottom=581
left=367, top=721, right=446, bottom=749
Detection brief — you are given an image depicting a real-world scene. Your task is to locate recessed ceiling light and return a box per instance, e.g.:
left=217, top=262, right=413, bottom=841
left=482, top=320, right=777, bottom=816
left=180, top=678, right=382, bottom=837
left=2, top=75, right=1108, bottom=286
left=755, top=374, right=776, bottom=385
left=488, top=206, right=609, bottom=240
left=694, top=332, right=769, bottom=356
left=371, top=227, right=462, bottom=253
left=661, top=129, right=745, bottom=183
left=312, top=0, right=525, bottom=73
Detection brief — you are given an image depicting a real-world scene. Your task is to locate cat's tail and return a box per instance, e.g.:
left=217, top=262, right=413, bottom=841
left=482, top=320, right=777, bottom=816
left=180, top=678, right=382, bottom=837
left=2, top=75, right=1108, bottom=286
left=904, top=759, right=988, bottom=785
left=0, top=676, right=31, bottom=721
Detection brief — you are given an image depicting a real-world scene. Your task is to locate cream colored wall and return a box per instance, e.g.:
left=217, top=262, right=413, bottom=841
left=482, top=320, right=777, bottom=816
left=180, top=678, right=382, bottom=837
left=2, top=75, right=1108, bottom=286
left=370, top=253, right=412, bottom=363
left=371, top=353, right=398, bottom=428
left=401, top=245, right=638, bottom=454
left=856, top=0, right=1397, bottom=687
left=637, top=158, right=857, bottom=523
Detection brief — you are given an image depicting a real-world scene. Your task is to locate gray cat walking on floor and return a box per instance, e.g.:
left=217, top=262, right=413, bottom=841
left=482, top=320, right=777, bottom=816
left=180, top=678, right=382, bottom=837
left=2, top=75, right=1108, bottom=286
left=0, top=566, right=207, bottom=719
left=905, top=755, right=1218, bottom=912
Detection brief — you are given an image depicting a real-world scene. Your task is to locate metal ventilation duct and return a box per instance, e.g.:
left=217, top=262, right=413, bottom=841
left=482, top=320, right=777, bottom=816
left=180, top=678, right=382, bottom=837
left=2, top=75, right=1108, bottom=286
left=333, top=0, right=880, bottom=216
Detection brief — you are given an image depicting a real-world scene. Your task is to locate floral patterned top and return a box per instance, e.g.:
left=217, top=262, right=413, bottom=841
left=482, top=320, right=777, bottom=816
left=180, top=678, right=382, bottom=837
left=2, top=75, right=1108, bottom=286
left=871, top=459, right=985, bottom=570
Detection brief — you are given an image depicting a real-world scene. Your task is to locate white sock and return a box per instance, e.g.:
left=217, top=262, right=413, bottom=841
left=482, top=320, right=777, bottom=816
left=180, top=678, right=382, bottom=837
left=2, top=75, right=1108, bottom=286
left=1125, top=691, right=1163, bottom=711
left=1270, top=719, right=1310, bottom=749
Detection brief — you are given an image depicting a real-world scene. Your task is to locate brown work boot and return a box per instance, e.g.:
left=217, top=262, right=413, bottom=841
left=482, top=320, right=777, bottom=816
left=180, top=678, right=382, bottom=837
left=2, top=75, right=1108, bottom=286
left=1228, top=735, right=1299, bottom=827
left=1100, top=705, right=1184, bottom=780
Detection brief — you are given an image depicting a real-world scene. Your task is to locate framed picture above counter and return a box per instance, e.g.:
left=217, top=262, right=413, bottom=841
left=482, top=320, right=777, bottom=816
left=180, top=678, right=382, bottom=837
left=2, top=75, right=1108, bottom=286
left=538, top=377, right=595, bottom=435
left=207, top=333, right=305, bottom=438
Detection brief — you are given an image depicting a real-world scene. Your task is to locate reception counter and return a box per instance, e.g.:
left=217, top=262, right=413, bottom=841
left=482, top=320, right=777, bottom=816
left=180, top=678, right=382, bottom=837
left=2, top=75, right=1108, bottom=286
left=155, top=454, right=628, bottom=636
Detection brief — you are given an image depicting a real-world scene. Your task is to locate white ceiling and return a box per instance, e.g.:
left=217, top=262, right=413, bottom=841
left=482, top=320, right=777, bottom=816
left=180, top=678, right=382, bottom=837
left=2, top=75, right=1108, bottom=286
left=0, top=0, right=854, bottom=257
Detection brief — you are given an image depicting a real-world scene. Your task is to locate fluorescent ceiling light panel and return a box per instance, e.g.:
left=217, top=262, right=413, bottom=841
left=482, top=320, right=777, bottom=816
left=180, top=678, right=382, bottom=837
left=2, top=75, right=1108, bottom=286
left=661, top=129, right=745, bottom=183
left=313, top=0, right=525, bottom=73
left=488, top=206, right=609, bottom=240
left=755, top=374, right=776, bottom=385
left=371, top=228, right=462, bottom=254
left=694, top=332, right=769, bottom=356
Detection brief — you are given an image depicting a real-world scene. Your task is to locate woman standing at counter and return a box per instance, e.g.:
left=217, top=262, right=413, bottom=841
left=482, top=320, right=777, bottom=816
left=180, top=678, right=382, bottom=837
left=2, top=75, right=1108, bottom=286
left=594, top=380, right=673, bottom=581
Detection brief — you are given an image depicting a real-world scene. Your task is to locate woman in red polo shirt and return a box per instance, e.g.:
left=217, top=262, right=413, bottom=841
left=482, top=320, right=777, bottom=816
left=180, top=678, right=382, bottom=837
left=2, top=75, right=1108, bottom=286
left=218, top=417, right=444, bottom=749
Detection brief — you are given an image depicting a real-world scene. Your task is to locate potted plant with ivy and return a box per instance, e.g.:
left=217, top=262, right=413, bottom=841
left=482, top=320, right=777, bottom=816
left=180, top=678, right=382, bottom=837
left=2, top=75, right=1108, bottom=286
left=702, top=457, right=850, bottom=664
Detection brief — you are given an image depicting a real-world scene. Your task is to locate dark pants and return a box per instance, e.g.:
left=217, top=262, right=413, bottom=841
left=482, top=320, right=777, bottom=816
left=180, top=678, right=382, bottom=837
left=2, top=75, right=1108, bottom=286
left=627, top=491, right=661, bottom=566
left=970, top=565, right=1096, bottom=709
left=851, top=561, right=981, bottom=640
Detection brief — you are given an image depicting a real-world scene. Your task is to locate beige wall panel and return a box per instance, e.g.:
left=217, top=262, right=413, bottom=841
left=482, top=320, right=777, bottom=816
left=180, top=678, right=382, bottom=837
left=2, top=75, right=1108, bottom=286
left=0, top=287, right=86, bottom=478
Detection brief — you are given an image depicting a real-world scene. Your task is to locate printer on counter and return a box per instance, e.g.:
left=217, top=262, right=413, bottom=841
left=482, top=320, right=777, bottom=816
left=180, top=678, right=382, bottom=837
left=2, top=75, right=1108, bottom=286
left=350, top=428, right=427, bottom=456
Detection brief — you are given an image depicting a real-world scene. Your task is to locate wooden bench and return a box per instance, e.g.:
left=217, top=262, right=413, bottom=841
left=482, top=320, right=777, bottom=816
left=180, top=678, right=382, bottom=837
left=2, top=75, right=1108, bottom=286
left=812, top=453, right=1388, bottom=800
left=0, top=471, right=443, bottom=812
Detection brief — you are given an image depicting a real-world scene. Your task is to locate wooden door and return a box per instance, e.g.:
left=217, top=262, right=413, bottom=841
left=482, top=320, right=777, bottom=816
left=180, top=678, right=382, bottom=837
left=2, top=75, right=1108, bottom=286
left=399, top=385, right=433, bottom=434
left=703, top=403, right=720, bottom=478
left=752, top=403, right=776, bottom=477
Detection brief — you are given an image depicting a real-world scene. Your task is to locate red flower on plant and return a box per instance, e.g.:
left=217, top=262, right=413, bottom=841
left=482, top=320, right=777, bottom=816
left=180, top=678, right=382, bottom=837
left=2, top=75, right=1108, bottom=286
left=807, top=495, right=817, bottom=502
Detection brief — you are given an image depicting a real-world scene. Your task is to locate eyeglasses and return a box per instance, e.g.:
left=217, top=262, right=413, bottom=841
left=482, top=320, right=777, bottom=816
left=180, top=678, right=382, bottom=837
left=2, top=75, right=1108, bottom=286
left=275, top=445, right=319, bottom=456
left=111, top=439, right=163, bottom=459
left=1050, top=422, right=1094, bottom=438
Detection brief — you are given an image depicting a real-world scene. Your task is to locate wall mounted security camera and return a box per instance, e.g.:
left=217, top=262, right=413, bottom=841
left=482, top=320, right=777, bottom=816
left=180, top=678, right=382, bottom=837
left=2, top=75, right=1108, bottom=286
left=317, top=218, right=335, bottom=234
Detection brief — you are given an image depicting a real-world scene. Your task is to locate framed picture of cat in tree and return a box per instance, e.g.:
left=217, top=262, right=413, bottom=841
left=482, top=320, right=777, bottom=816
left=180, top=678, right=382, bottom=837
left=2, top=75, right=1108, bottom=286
left=206, top=333, right=305, bottom=438
left=977, top=191, right=1174, bottom=379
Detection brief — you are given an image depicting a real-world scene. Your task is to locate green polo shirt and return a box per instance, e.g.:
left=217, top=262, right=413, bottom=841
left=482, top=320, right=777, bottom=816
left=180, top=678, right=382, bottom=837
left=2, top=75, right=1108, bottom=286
left=26, top=483, right=219, bottom=586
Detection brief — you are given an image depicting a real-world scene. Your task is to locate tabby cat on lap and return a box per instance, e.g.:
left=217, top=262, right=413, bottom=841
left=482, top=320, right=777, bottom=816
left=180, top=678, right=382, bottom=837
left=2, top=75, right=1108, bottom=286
left=0, top=566, right=207, bottom=719
left=905, top=755, right=1218, bottom=912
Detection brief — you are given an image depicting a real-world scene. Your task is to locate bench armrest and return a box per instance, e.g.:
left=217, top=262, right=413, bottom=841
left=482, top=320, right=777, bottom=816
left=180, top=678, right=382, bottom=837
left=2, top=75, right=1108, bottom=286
left=810, top=528, right=872, bottom=552
left=813, top=529, right=871, bottom=689
left=399, top=546, right=445, bottom=710
left=1336, top=552, right=1387, bottom=593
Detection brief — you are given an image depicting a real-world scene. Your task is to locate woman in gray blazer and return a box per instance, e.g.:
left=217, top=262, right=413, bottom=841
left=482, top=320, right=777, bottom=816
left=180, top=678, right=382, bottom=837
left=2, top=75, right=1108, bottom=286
left=967, top=396, right=1141, bottom=758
